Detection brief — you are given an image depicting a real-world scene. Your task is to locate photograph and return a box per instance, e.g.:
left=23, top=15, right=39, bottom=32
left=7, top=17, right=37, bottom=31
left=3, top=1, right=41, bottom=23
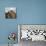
left=5, top=7, right=16, bottom=19
left=18, top=25, right=46, bottom=46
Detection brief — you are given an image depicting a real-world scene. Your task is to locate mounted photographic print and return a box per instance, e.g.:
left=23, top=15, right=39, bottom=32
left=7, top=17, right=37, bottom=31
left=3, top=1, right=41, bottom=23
left=18, top=25, right=46, bottom=41
left=5, top=7, right=16, bottom=19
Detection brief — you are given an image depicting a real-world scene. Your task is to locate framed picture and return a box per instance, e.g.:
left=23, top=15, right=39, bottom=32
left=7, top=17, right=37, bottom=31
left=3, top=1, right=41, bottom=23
left=18, top=24, right=46, bottom=41
left=5, top=7, right=16, bottom=19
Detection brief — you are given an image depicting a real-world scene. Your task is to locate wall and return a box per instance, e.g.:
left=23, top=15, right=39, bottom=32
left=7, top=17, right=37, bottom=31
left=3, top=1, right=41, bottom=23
left=0, top=0, right=46, bottom=44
